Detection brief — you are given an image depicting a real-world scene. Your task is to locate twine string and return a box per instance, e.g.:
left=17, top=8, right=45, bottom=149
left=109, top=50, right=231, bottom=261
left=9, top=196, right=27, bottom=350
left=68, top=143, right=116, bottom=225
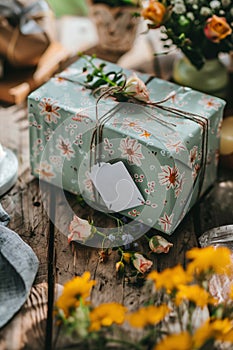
left=60, top=73, right=209, bottom=200
left=90, top=84, right=208, bottom=199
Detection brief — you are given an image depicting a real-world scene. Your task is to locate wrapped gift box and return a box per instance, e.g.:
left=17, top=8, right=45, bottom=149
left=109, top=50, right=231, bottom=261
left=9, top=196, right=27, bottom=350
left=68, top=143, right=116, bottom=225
left=28, top=57, right=225, bottom=234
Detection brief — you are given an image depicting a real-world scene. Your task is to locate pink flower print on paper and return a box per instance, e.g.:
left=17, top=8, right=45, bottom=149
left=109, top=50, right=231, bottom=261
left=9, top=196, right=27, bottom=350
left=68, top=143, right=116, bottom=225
left=83, top=171, right=94, bottom=193
left=128, top=208, right=140, bottom=217
left=49, top=155, right=62, bottom=168
left=104, top=138, right=114, bottom=156
left=158, top=212, right=174, bottom=233
left=39, top=97, right=61, bottom=124
left=74, top=133, right=83, bottom=146
left=134, top=173, right=144, bottom=183
left=189, top=146, right=198, bottom=166
left=56, top=137, right=75, bottom=160
left=36, top=161, right=55, bottom=181
left=192, top=163, right=201, bottom=180
left=158, top=165, right=180, bottom=190
left=119, top=136, right=144, bottom=166
left=169, top=91, right=187, bottom=107
left=72, top=113, right=91, bottom=122
left=175, top=172, right=185, bottom=198
left=121, top=118, right=143, bottom=133
left=165, top=139, right=186, bottom=154
left=198, top=96, right=221, bottom=111
left=145, top=181, right=155, bottom=195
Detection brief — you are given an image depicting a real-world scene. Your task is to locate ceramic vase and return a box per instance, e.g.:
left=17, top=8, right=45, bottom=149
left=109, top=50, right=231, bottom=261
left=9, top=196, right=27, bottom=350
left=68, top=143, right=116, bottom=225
left=173, top=55, right=229, bottom=95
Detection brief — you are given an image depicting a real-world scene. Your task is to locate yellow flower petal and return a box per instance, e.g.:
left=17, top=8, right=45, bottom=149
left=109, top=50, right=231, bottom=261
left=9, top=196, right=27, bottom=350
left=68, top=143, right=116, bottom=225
left=148, top=265, right=191, bottom=292
left=89, top=303, right=127, bottom=332
left=153, top=332, right=193, bottom=350
left=175, top=285, right=216, bottom=308
left=193, top=318, right=233, bottom=348
left=186, top=246, right=232, bottom=276
left=127, top=304, right=170, bottom=328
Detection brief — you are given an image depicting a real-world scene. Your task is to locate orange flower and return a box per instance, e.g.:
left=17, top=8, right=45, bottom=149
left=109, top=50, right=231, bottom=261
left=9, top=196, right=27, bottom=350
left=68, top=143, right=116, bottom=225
left=141, top=0, right=167, bottom=27
left=204, top=15, right=232, bottom=43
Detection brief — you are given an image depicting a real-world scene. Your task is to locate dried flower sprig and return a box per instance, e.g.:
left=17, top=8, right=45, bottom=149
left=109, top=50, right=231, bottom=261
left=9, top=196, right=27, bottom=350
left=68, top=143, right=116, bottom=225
left=68, top=214, right=158, bottom=276
left=80, top=54, right=150, bottom=102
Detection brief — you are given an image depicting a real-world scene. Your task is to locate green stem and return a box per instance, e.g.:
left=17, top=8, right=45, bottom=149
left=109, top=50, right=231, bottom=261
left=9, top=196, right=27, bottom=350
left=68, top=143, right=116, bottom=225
left=95, top=230, right=107, bottom=238
left=118, top=247, right=125, bottom=260
left=85, top=55, right=118, bottom=87
left=101, top=73, right=118, bottom=87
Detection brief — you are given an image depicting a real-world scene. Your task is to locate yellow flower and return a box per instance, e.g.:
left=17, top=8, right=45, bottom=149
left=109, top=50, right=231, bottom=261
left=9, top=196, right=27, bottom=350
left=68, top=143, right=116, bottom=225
left=193, top=318, right=233, bottom=348
left=148, top=265, right=192, bottom=292
left=55, top=272, right=96, bottom=317
left=122, top=252, right=132, bottom=264
left=229, top=284, right=233, bottom=300
left=153, top=332, right=193, bottom=350
left=127, top=304, right=170, bottom=328
left=89, top=303, right=127, bottom=332
left=186, top=246, right=232, bottom=277
left=141, top=0, right=167, bottom=28
left=175, top=285, right=216, bottom=308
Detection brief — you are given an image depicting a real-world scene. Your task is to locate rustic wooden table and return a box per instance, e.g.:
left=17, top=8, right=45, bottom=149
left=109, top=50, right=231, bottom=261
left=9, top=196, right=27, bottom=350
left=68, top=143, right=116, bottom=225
left=0, top=48, right=233, bottom=350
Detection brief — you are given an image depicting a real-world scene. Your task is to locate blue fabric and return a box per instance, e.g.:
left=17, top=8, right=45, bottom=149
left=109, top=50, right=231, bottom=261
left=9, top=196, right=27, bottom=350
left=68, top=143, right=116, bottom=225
left=0, top=204, right=39, bottom=328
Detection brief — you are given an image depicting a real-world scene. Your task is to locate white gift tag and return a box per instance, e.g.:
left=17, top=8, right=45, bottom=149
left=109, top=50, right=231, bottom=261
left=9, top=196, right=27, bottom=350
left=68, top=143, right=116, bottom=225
left=89, top=161, right=144, bottom=212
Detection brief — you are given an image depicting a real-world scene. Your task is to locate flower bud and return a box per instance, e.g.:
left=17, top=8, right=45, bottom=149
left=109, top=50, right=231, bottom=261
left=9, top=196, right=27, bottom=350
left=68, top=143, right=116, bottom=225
left=149, top=235, right=173, bottom=254
left=116, top=261, right=125, bottom=276
left=204, top=15, right=232, bottom=43
left=122, top=252, right=132, bottom=264
left=132, top=253, right=153, bottom=274
left=124, top=73, right=150, bottom=102
left=68, top=215, right=93, bottom=244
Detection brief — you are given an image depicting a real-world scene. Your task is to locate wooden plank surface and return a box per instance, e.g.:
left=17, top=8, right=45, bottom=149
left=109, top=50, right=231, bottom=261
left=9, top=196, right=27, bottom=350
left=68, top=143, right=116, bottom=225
left=0, top=51, right=233, bottom=350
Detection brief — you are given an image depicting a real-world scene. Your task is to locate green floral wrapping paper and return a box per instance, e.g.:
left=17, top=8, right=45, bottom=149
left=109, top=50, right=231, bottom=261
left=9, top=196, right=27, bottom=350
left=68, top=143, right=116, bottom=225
left=28, top=57, right=225, bottom=234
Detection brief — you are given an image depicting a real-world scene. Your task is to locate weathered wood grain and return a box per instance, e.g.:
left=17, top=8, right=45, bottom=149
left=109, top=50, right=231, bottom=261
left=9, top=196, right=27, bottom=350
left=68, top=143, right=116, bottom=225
left=0, top=48, right=232, bottom=350
left=0, top=283, right=48, bottom=350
